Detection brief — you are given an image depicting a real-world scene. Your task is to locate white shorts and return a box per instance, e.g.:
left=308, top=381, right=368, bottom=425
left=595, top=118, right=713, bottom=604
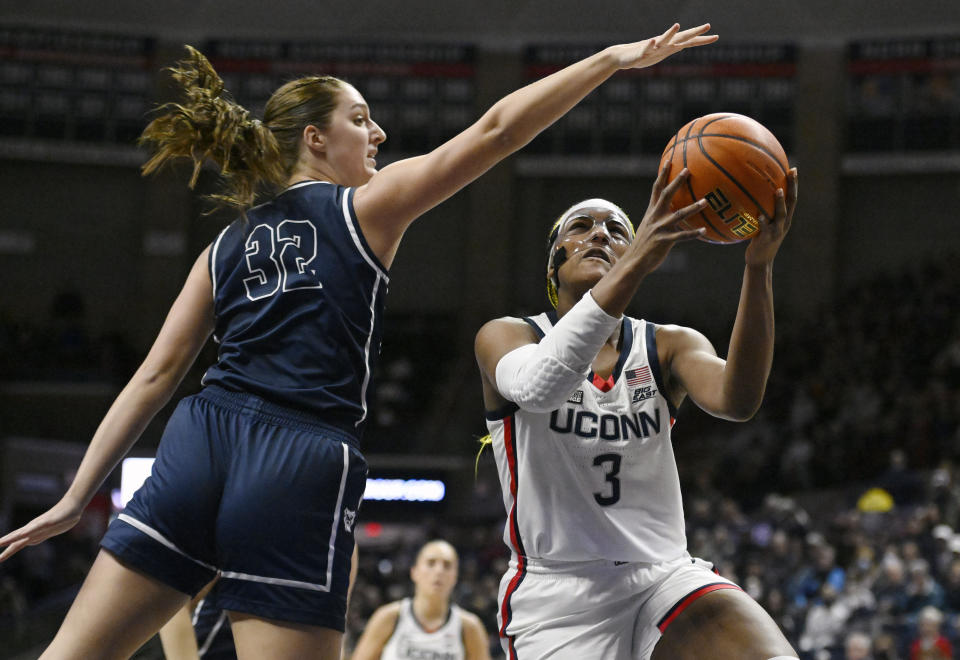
left=497, top=554, right=740, bottom=660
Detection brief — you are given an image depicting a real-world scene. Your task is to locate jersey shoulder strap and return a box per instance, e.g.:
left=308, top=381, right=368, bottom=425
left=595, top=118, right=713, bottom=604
left=520, top=309, right=559, bottom=339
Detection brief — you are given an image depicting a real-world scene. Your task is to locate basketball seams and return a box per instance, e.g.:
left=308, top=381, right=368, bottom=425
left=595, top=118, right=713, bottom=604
left=696, top=115, right=788, bottom=196
left=671, top=133, right=788, bottom=176
left=683, top=118, right=727, bottom=242
left=696, top=139, right=772, bottom=222
left=696, top=116, right=745, bottom=243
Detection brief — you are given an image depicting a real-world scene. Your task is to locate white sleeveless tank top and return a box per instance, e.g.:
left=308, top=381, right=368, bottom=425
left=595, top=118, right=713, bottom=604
left=485, top=314, right=687, bottom=563
left=381, top=597, right=465, bottom=660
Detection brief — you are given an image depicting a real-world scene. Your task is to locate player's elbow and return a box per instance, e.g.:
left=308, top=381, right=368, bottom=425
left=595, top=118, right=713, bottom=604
left=136, top=354, right=186, bottom=395
left=503, top=377, right=567, bottom=413
left=511, top=390, right=566, bottom=414
left=478, top=108, right=525, bottom=156
left=485, top=124, right=520, bottom=158
left=496, top=348, right=583, bottom=414
left=139, top=363, right=171, bottom=389
left=726, top=407, right=759, bottom=423
left=722, top=396, right=763, bottom=422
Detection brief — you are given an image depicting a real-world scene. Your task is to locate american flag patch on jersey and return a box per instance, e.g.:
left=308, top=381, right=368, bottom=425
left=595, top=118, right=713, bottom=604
left=625, top=366, right=652, bottom=386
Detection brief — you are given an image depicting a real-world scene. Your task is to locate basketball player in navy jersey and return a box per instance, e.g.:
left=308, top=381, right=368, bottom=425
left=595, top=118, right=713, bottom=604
left=350, top=540, right=490, bottom=660
left=183, top=591, right=236, bottom=660
left=0, top=24, right=718, bottom=660
left=158, top=579, right=236, bottom=660
left=474, top=163, right=799, bottom=659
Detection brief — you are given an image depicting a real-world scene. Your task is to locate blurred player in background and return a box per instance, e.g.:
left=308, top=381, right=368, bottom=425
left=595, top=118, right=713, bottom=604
left=351, top=540, right=491, bottom=660
left=474, top=162, right=798, bottom=658
left=0, top=24, right=717, bottom=660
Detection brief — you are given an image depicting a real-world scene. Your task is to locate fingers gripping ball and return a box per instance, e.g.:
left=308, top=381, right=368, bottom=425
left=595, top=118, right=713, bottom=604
left=659, top=113, right=788, bottom=244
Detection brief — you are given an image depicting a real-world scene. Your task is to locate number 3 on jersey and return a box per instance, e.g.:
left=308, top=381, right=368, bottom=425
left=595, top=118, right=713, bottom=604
left=593, top=453, right=621, bottom=506
left=243, top=220, right=323, bottom=301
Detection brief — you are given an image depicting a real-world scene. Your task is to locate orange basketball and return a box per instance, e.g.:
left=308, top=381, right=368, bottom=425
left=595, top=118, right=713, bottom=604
left=658, top=113, right=789, bottom=244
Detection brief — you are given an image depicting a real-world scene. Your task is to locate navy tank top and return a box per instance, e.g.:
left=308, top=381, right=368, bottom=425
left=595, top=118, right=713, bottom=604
left=201, top=181, right=388, bottom=440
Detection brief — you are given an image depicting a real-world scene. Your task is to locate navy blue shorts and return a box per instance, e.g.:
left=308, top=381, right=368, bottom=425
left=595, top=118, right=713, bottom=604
left=100, top=386, right=367, bottom=630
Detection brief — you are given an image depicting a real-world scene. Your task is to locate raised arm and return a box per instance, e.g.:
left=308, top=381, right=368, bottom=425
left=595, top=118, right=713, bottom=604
left=475, top=165, right=708, bottom=414
left=0, top=248, right=215, bottom=562
left=354, top=24, right=717, bottom=266
left=663, top=168, right=798, bottom=420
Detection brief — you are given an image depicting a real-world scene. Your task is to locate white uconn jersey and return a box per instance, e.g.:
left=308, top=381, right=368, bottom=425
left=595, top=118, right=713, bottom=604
left=486, top=314, right=686, bottom=563
left=381, top=598, right=465, bottom=660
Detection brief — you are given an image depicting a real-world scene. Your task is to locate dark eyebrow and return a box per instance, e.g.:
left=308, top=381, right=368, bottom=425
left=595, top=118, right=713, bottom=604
left=350, top=103, right=369, bottom=111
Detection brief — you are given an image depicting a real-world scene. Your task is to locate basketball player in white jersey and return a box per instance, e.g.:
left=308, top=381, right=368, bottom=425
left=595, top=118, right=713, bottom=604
left=350, top=540, right=491, bottom=660
left=474, top=162, right=799, bottom=659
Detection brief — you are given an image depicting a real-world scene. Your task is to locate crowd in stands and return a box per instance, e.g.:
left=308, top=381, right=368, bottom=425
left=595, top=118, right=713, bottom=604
left=1, top=254, right=958, bottom=658
left=677, top=257, right=960, bottom=507
left=346, top=461, right=960, bottom=659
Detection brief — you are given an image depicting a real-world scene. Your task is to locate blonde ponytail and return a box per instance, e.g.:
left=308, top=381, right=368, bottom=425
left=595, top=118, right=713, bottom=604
left=139, top=46, right=287, bottom=211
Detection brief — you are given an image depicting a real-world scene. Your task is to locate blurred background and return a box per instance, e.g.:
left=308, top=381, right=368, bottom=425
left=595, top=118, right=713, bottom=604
left=1, top=2, right=960, bottom=658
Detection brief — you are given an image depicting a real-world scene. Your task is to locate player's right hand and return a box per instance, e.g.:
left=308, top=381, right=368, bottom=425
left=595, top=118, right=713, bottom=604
left=0, top=498, right=84, bottom=562
left=609, top=24, right=718, bottom=70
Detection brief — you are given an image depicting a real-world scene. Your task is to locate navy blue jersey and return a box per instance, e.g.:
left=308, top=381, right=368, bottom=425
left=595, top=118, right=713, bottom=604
left=201, top=181, right=388, bottom=439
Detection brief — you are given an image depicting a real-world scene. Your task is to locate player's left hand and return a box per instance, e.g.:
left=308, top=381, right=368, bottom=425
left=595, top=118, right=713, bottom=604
left=610, top=24, right=719, bottom=71
left=745, top=167, right=797, bottom=266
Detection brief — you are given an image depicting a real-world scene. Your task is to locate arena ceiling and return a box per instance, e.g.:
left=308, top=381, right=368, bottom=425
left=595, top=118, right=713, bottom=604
left=3, top=0, right=958, bottom=43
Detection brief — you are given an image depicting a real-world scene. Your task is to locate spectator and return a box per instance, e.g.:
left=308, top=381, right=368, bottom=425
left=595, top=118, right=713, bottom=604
left=798, top=583, right=851, bottom=656
left=792, top=542, right=846, bottom=607
left=845, top=631, right=873, bottom=660
left=909, top=606, right=952, bottom=660
left=942, top=557, right=960, bottom=615
left=905, top=560, right=946, bottom=614
left=875, top=555, right=910, bottom=619
left=873, top=632, right=902, bottom=660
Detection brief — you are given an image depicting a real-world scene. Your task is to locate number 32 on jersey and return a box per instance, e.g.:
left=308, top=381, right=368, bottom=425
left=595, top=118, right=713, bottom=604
left=243, top=220, right=323, bottom=301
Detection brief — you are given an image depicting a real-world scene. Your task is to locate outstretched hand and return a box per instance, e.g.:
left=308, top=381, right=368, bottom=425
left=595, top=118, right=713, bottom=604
left=627, top=162, right=708, bottom=275
left=611, top=24, right=718, bottom=70
left=0, top=499, right=84, bottom=562
left=745, top=167, right=798, bottom=266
